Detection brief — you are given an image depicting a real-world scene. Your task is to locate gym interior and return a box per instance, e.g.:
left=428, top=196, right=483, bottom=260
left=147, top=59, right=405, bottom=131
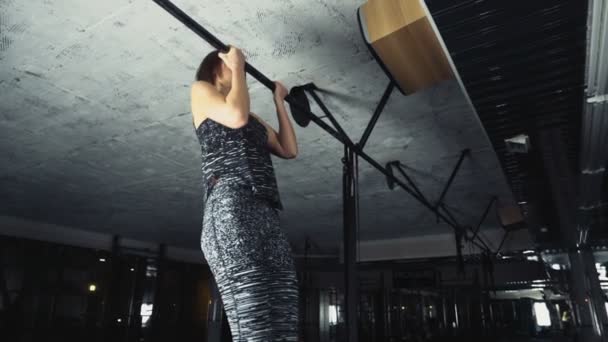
left=1, top=0, right=607, bottom=341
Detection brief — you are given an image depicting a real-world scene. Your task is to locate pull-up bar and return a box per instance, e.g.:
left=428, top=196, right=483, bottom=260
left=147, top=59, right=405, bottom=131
left=151, top=0, right=489, bottom=252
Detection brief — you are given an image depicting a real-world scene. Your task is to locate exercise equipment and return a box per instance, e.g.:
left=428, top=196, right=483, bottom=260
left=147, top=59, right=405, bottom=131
left=151, top=2, right=496, bottom=340
left=357, top=0, right=454, bottom=95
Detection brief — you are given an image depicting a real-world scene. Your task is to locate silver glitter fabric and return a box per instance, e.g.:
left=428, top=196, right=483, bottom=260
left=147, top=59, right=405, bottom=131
left=195, top=115, right=283, bottom=220
left=195, top=116, right=298, bottom=341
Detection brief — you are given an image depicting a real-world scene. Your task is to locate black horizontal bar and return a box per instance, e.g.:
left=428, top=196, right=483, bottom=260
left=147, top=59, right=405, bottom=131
left=152, top=0, right=276, bottom=91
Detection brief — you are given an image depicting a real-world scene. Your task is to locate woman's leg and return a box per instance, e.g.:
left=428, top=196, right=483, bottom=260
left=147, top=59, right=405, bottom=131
left=266, top=269, right=299, bottom=341
left=261, top=207, right=300, bottom=342
left=201, top=190, right=249, bottom=341
left=201, top=184, right=299, bottom=341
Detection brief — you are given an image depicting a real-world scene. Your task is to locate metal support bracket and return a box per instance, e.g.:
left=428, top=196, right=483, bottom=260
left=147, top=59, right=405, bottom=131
left=304, top=84, right=354, bottom=147
left=470, top=196, right=498, bottom=243
left=434, top=149, right=471, bottom=212
left=359, top=82, right=395, bottom=149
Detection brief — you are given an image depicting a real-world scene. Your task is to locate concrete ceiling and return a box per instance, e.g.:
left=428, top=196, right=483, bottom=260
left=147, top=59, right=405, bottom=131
left=0, top=0, right=519, bottom=257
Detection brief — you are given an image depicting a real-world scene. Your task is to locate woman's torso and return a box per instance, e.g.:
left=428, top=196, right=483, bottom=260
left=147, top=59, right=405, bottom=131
left=194, top=115, right=283, bottom=212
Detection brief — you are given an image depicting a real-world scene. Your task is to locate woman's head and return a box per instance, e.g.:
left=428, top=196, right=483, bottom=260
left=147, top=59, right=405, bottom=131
left=195, top=50, right=231, bottom=90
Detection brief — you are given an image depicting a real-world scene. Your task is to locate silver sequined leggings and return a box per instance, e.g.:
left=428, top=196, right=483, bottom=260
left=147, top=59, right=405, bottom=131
left=201, top=181, right=299, bottom=342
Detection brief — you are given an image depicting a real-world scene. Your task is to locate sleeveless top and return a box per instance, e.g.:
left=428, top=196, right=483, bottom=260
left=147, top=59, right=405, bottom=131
left=194, top=115, right=284, bottom=214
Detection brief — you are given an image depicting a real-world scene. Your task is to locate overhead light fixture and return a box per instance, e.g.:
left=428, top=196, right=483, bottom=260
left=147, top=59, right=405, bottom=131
left=328, top=305, right=337, bottom=325
left=505, top=134, right=531, bottom=153
left=533, top=302, right=552, bottom=326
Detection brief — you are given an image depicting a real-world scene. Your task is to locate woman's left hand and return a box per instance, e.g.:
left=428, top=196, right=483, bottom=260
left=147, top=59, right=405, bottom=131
left=273, top=81, right=288, bottom=102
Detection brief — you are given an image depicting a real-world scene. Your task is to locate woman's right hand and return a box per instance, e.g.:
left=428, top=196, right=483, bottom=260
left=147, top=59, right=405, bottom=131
left=218, top=46, right=245, bottom=71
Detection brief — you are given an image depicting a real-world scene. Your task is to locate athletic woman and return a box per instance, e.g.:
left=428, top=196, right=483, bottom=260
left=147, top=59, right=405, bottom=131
left=191, top=46, right=299, bottom=341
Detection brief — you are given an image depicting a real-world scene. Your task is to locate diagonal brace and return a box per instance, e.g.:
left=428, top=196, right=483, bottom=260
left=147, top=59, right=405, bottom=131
left=359, top=82, right=395, bottom=150
left=435, top=149, right=471, bottom=209
left=470, top=196, right=498, bottom=243
left=305, top=85, right=354, bottom=147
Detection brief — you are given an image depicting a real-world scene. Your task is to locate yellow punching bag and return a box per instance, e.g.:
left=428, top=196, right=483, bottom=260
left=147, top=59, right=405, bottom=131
left=358, top=0, right=454, bottom=94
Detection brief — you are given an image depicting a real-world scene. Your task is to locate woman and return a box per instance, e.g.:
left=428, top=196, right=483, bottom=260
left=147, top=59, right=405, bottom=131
left=191, top=46, right=300, bottom=342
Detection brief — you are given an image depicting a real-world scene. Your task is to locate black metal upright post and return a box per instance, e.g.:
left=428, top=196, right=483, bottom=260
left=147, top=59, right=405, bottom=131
left=343, top=145, right=359, bottom=342
left=150, top=244, right=167, bottom=341
left=103, top=236, right=123, bottom=341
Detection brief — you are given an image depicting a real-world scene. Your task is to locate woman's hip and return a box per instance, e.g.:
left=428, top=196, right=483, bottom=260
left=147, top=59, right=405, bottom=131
left=201, top=184, right=292, bottom=271
left=205, top=181, right=277, bottom=219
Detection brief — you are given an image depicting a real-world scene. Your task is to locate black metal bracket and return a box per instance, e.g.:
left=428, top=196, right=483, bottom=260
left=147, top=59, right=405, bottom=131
left=470, top=196, right=498, bottom=243
left=392, top=162, right=427, bottom=202
left=494, top=230, right=510, bottom=257
left=359, top=82, right=395, bottom=150
left=300, top=81, right=394, bottom=151
left=386, top=161, right=492, bottom=252
left=304, top=84, right=354, bottom=147
left=455, top=230, right=465, bottom=276
left=386, top=161, right=429, bottom=206
left=434, top=149, right=471, bottom=211
left=437, top=202, right=463, bottom=229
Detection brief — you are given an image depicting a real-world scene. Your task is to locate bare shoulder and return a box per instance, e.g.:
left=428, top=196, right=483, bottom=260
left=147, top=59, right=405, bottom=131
left=191, top=80, right=215, bottom=96
left=191, top=81, right=213, bottom=126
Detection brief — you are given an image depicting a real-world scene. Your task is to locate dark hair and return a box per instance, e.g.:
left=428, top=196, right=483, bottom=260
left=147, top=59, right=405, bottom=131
left=195, top=50, right=222, bottom=84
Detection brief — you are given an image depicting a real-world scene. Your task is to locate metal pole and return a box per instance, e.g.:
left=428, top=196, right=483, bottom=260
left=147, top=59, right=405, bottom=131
left=150, top=244, right=167, bottom=341
left=359, top=82, right=395, bottom=149
left=343, top=145, right=359, bottom=342
left=470, top=196, right=497, bottom=243
left=435, top=149, right=470, bottom=209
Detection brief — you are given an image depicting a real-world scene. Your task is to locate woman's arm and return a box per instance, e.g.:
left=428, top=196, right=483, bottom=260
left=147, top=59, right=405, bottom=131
left=273, top=83, right=298, bottom=158
left=222, top=48, right=250, bottom=119
left=250, top=81, right=298, bottom=159
left=191, top=47, right=250, bottom=128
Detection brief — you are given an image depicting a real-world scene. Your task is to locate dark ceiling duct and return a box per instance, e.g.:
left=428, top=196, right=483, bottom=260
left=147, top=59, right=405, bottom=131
left=425, top=0, right=589, bottom=244
left=580, top=0, right=608, bottom=243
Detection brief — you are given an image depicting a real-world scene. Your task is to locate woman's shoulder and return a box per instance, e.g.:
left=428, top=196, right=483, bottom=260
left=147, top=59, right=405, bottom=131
left=191, top=80, right=215, bottom=94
